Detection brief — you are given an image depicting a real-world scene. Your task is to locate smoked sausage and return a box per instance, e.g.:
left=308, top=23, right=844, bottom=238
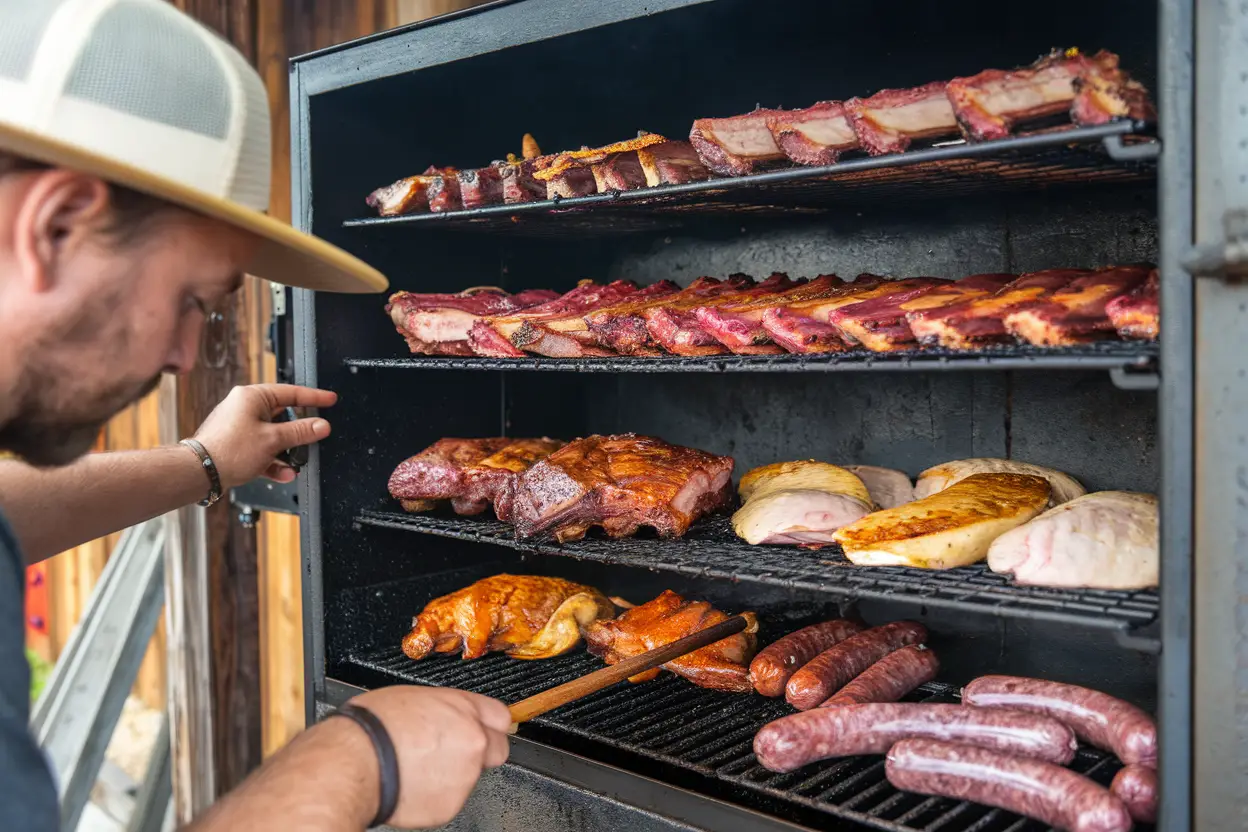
left=819, top=644, right=939, bottom=707
left=1111, top=763, right=1158, bottom=824
left=962, top=674, right=1158, bottom=767
left=748, top=619, right=867, bottom=697
left=753, top=703, right=1077, bottom=773
left=886, top=739, right=1133, bottom=832
left=785, top=620, right=926, bottom=710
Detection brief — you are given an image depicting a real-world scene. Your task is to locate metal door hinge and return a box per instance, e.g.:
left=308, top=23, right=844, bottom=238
left=1182, top=209, right=1248, bottom=278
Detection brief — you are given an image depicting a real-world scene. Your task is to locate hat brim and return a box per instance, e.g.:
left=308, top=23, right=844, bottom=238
left=0, top=122, right=388, bottom=294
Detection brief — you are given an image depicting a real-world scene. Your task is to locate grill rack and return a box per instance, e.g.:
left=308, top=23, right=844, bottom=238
left=343, top=123, right=1157, bottom=238
left=353, top=512, right=1161, bottom=652
left=341, top=648, right=1144, bottom=832
left=345, top=340, right=1160, bottom=377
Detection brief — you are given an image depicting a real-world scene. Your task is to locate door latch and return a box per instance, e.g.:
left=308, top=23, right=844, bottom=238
left=1182, top=209, right=1248, bottom=279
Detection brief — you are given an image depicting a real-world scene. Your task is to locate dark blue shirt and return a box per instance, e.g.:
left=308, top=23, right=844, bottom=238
left=0, top=506, right=59, bottom=830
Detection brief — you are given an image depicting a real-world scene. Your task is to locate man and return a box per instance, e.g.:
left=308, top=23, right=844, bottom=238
left=0, top=1, right=510, bottom=829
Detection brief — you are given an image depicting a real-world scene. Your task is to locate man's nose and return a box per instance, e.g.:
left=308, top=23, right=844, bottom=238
left=164, top=317, right=204, bottom=375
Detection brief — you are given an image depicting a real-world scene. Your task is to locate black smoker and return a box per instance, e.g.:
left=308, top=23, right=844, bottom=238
left=283, top=1, right=1195, bottom=829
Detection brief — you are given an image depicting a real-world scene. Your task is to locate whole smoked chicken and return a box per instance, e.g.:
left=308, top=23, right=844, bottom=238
left=584, top=590, right=760, bottom=693
left=402, top=574, right=615, bottom=661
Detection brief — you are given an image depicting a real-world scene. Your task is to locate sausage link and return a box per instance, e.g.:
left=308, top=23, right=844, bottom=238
left=1111, top=763, right=1158, bottom=824
left=753, top=703, right=1076, bottom=773
left=785, top=620, right=926, bottom=710
left=886, top=739, right=1132, bottom=832
left=820, top=644, right=939, bottom=707
left=748, top=619, right=867, bottom=697
left=962, top=674, right=1158, bottom=767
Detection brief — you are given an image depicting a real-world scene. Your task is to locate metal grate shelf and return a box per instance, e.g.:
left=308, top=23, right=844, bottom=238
left=345, top=340, right=1159, bottom=376
left=339, top=648, right=1149, bottom=832
left=342, top=123, right=1157, bottom=238
left=353, top=511, right=1160, bottom=651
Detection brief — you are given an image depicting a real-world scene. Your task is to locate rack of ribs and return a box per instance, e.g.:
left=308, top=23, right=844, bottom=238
left=643, top=273, right=799, bottom=356
left=365, top=165, right=459, bottom=216
left=534, top=134, right=673, bottom=198
left=403, top=574, right=616, bottom=661
left=948, top=48, right=1154, bottom=141
left=690, top=108, right=790, bottom=176
left=636, top=140, right=712, bottom=186
left=471, top=280, right=681, bottom=358
left=503, top=434, right=735, bottom=542
left=583, top=590, right=759, bottom=692
left=907, top=269, right=1091, bottom=349
left=388, top=437, right=565, bottom=516
left=692, top=274, right=853, bottom=354
left=1106, top=268, right=1160, bottom=340
left=844, top=81, right=961, bottom=155
left=766, top=101, right=860, bottom=166
left=828, top=273, right=1016, bottom=352
left=386, top=287, right=561, bottom=356
left=761, top=277, right=946, bottom=354
left=584, top=275, right=759, bottom=355
left=1004, top=265, right=1152, bottom=346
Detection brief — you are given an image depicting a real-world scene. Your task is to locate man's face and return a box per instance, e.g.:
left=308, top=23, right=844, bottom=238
left=0, top=168, right=255, bottom=466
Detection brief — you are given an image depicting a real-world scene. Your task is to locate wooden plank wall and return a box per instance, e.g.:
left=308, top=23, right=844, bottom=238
left=34, top=0, right=488, bottom=762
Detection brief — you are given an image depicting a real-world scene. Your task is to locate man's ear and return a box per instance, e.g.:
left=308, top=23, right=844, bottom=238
left=11, top=170, right=112, bottom=293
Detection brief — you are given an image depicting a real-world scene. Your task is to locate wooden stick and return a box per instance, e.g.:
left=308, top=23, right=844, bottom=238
left=507, top=614, right=752, bottom=732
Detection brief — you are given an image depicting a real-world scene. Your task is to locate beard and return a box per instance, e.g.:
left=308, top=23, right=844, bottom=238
left=0, top=372, right=162, bottom=467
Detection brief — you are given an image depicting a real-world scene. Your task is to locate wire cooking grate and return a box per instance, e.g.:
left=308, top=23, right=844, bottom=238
left=343, top=123, right=1157, bottom=239
left=340, top=647, right=1144, bottom=832
left=352, top=512, right=1160, bottom=648
left=345, top=340, right=1160, bottom=375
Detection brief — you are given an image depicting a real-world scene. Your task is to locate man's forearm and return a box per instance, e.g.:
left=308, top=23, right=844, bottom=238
left=183, top=717, right=376, bottom=832
left=0, top=446, right=212, bottom=563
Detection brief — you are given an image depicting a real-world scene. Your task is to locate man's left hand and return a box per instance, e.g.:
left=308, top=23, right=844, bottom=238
left=193, top=384, right=338, bottom=489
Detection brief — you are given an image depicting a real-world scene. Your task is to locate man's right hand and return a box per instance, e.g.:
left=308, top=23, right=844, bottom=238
left=346, top=686, right=512, bottom=829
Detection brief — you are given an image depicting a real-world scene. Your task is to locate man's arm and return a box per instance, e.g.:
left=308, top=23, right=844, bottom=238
left=183, top=686, right=511, bottom=831
left=0, top=384, right=336, bottom=563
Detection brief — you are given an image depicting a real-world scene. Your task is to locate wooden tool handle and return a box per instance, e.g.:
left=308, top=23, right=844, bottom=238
left=507, top=614, right=752, bottom=732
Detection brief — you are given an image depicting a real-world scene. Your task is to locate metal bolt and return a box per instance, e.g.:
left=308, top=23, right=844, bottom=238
left=238, top=506, right=256, bottom=528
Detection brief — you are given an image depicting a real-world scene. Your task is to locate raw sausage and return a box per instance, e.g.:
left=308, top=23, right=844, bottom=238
left=785, top=620, right=926, bottom=709
left=753, top=703, right=1077, bottom=773
left=886, top=739, right=1133, bottom=832
left=748, top=619, right=867, bottom=697
left=819, top=644, right=939, bottom=707
left=962, top=674, right=1158, bottom=767
left=1111, top=763, right=1157, bottom=823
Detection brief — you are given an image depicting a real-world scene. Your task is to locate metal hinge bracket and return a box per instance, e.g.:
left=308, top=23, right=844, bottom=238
left=230, top=477, right=300, bottom=522
left=1182, top=208, right=1248, bottom=279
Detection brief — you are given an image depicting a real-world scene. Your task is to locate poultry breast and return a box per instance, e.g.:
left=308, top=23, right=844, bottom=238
left=402, top=574, right=615, bottom=661
left=732, top=461, right=873, bottom=547
left=987, top=491, right=1159, bottom=589
left=840, top=464, right=915, bottom=509
left=914, top=457, right=1085, bottom=506
left=583, top=590, right=760, bottom=692
left=832, top=473, right=1051, bottom=569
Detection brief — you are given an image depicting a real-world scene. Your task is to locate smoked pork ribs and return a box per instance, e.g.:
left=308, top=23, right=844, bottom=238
left=388, top=437, right=565, bottom=517
left=504, top=435, right=735, bottom=542
left=386, top=287, right=561, bottom=356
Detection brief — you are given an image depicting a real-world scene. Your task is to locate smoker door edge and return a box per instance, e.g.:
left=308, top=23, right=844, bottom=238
left=319, top=679, right=817, bottom=832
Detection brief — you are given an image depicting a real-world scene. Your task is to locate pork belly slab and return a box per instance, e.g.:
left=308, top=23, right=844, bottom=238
left=585, top=275, right=758, bottom=355
left=766, top=101, right=859, bottom=166
left=761, top=277, right=945, bottom=354
left=694, top=274, right=852, bottom=353
left=636, top=140, right=712, bottom=186
left=387, top=437, right=564, bottom=516
left=906, top=269, right=1090, bottom=349
left=1105, top=268, right=1160, bottom=340
left=690, top=108, right=789, bottom=176
left=1003, top=265, right=1151, bottom=347
left=844, top=81, right=960, bottom=155
left=467, top=280, right=650, bottom=358
left=643, top=273, right=798, bottom=356
left=948, top=48, right=1154, bottom=141
left=829, top=273, right=1015, bottom=352
left=504, top=434, right=735, bottom=542
left=386, top=287, right=561, bottom=355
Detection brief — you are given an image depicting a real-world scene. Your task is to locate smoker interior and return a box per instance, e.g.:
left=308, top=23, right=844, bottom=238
left=299, top=1, right=1164, bottom=829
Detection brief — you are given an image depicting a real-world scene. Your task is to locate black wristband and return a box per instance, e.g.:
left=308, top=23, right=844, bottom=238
left=331, top=703, right=399, bottom=828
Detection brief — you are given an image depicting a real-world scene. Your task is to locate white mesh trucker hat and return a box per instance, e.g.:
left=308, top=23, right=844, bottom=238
left=0, top=0, right=387, bottom=293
